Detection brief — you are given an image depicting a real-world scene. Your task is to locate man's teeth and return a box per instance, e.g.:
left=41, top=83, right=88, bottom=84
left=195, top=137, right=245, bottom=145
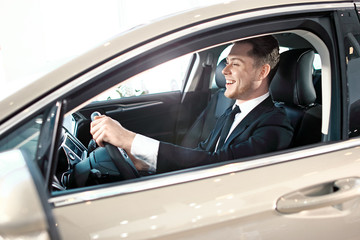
left=226, top=80, right=235, bottom=84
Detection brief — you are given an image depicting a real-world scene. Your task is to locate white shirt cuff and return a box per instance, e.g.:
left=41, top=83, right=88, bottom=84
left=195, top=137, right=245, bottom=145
left=131, top=134, right=159, bottom=172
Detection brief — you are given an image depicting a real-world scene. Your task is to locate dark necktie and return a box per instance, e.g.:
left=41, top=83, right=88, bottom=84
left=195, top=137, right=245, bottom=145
left=217, top=105, right=241, bottom=150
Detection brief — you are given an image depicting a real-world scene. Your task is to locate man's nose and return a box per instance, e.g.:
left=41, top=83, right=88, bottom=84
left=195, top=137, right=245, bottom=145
left=222, top=64, right=230, bottom=75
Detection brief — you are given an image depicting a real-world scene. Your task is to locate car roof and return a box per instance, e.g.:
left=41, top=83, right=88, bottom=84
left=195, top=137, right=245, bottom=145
left=0, top=0, right=350, bottom=123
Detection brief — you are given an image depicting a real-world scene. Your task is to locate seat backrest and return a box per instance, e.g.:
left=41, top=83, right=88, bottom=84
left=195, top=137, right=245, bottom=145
left=270, top=48, right=322, bottom=147
left=181, top=59, right=234, bottom=147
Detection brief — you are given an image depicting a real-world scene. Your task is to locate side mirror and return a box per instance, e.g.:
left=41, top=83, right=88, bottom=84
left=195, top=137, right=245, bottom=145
left=0, top=150, right=57, bottom=239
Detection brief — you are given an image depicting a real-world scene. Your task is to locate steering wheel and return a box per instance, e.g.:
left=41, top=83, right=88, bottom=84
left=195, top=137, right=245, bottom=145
left=104, top=143, right=140, bottom=179
left=91, top=112, right=140, bottom=180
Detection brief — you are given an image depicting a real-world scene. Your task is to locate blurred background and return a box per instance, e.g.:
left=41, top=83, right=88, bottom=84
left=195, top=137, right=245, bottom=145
left=0, top=0, right=224, bottom=100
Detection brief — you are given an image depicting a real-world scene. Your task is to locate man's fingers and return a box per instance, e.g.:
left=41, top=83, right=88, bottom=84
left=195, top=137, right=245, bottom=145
left=89, top=115, right=126, bottom=148
left=95, top=131, right=105, bottom=147
left=90, top=116, right=108, bottom=146
left=90, top=115, right=107, bottom=135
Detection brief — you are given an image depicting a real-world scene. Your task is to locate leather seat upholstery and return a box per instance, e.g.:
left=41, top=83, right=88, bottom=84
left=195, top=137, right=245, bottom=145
left=181, top=59, right=235, bottom=147
left=270, top=48, right=322, bottom=147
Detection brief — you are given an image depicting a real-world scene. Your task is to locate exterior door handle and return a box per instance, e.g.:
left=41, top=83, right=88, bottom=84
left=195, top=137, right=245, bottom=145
left=276, top=177, right=360, bottom=214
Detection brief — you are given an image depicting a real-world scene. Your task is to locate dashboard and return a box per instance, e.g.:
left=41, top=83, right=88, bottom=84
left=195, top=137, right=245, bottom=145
left=53, top=114, right=88, bottom=190
left=60, top=131, right=87, bottom=166
left=61, top=114, right=87, bottom=165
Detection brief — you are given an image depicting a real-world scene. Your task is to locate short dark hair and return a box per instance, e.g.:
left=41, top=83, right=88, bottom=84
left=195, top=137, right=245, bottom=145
left=236, top=35, right=280, bottom=82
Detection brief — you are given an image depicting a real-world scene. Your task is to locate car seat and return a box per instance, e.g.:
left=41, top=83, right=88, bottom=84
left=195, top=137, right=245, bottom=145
left=270, top=48, right=322, bottom=147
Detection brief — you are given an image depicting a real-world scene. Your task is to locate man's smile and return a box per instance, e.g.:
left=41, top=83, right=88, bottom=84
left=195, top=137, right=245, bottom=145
left=226, top=79, right=236, bottom=85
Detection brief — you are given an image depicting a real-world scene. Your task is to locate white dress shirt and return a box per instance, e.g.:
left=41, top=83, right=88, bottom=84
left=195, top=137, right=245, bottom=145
left=131, top=92, right=270, bottom=171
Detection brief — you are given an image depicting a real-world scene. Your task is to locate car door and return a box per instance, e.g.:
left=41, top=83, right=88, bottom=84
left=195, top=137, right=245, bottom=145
left=9, top=2, right=360, bottom=240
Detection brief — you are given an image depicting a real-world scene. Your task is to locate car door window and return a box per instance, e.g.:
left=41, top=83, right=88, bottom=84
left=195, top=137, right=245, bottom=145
left=344, top=29, right=360, bottom=138
left=95, top=53, right=193, bottom=101
left=334, top=9, right=360, bottom=138
left=345, top=33, right=360, bottom=138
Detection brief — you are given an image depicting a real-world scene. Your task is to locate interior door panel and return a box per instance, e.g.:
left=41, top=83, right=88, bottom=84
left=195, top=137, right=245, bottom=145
left=77, top=91, right=182, bottom=145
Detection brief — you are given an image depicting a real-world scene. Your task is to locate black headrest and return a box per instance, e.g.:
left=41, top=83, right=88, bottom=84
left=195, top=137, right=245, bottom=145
left=215, top=58, right=227, bottom=88
left=270, top=49, right=316, bottom=107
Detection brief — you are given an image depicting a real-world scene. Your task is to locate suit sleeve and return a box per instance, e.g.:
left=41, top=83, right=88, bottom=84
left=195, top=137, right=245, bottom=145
left=156, top=110, right=293, bottom=173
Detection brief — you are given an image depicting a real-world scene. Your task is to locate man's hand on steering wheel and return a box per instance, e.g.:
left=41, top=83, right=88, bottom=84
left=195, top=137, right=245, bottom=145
left=90, top=114, right=135, bottom=150
left=90, top=113, right=140, bottom=179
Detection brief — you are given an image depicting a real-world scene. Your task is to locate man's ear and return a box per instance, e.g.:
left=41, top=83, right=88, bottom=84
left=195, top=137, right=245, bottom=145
left=259, top=64, right=271, bottom=81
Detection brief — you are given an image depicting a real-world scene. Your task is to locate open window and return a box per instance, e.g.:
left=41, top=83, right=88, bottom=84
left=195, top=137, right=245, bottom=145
left=49, top=30, right=332, bottom=196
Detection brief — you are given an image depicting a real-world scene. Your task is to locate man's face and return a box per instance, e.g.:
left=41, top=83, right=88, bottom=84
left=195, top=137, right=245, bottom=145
left=222, top=43, right=263, bottom=101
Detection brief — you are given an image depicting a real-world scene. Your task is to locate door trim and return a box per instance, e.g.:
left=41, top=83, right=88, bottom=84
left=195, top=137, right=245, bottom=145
left=50, top=137, right=360, bottom=207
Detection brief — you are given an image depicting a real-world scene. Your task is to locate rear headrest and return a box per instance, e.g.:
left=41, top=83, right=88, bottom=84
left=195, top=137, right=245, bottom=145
left=215, top=58, right=227, bottom=88
left=270, top=49, right=316, bottom=107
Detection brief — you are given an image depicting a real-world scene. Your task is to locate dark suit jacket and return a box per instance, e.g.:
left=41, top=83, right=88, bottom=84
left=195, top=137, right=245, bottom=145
left=157, top=97, right=293, bottom=173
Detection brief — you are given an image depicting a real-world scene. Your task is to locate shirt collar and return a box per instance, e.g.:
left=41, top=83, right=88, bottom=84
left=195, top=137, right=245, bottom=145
left=233, top=92, right=269, bottom=115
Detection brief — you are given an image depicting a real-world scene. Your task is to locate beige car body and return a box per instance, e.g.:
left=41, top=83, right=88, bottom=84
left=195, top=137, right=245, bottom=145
left=1, top=0, right=360, bottom=239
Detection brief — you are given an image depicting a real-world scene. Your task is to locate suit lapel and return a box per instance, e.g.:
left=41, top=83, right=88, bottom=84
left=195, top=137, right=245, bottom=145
left=225, top=97, right=274, bottom=145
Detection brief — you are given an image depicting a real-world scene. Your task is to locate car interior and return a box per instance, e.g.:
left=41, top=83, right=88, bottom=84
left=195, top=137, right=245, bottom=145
left=52, top=31, right=324, bottom=192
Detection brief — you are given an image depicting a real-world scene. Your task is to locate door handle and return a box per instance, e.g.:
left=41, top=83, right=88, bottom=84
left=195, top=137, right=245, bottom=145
left=276, top=177, right=360, bottom=214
